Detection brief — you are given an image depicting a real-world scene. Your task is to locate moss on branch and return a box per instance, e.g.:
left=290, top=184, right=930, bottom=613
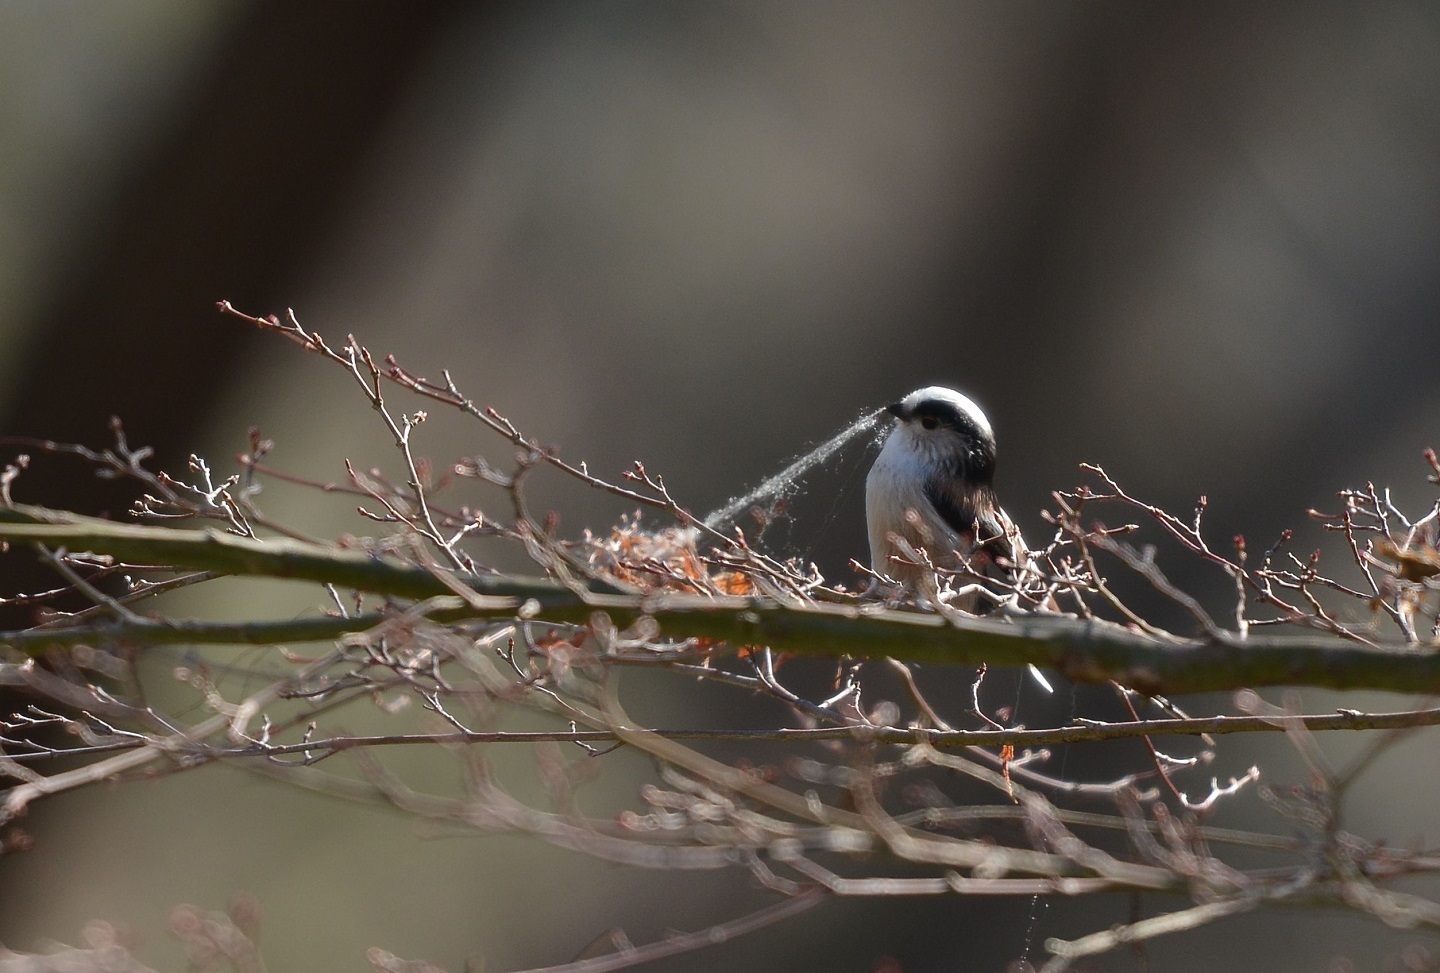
left=1, top=504, right=1435, bottom=696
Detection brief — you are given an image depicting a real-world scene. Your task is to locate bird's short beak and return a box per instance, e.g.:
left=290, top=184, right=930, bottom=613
left=885, top=402, right=906, bottom=419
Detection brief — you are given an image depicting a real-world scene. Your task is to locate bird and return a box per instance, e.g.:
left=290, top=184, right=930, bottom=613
left=865, top=385, right=1031, bottom=610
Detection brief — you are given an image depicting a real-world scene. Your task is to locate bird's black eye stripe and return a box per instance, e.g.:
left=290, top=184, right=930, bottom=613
left=912, top=399, right=966, bottom=430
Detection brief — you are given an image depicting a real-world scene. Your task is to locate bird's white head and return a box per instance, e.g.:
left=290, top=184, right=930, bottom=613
left=877, top=385, right=997, bottom=483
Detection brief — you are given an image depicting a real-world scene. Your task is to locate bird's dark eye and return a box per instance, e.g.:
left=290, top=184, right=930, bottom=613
left=920, top=415, right=939, bottom=431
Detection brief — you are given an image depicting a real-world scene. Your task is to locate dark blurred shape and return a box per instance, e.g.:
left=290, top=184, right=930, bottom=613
left=0, top=0, right=474, bottom=623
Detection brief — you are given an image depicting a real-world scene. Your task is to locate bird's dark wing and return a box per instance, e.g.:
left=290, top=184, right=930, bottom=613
left=923, top=478, right=1015, bottom=568
left=926, top=476, right=1049, bottom=614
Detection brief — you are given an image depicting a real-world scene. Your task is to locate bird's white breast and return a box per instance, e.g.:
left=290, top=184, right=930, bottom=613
left=865, top=427, right=964, bottom=582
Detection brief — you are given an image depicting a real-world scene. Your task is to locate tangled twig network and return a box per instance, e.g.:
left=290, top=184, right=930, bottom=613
left=1, top=303, right=1439, bottom=971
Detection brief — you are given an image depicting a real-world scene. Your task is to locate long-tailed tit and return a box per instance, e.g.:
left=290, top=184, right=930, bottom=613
left=865, top=385, right=1030, bottom=610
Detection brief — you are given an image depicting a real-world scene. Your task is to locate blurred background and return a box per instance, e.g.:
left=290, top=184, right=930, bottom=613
left=2, top=1, right=1440, bottom=970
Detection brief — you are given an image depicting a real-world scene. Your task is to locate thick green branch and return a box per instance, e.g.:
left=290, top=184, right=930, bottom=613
left=2, top=507, right=1437, bottom=696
